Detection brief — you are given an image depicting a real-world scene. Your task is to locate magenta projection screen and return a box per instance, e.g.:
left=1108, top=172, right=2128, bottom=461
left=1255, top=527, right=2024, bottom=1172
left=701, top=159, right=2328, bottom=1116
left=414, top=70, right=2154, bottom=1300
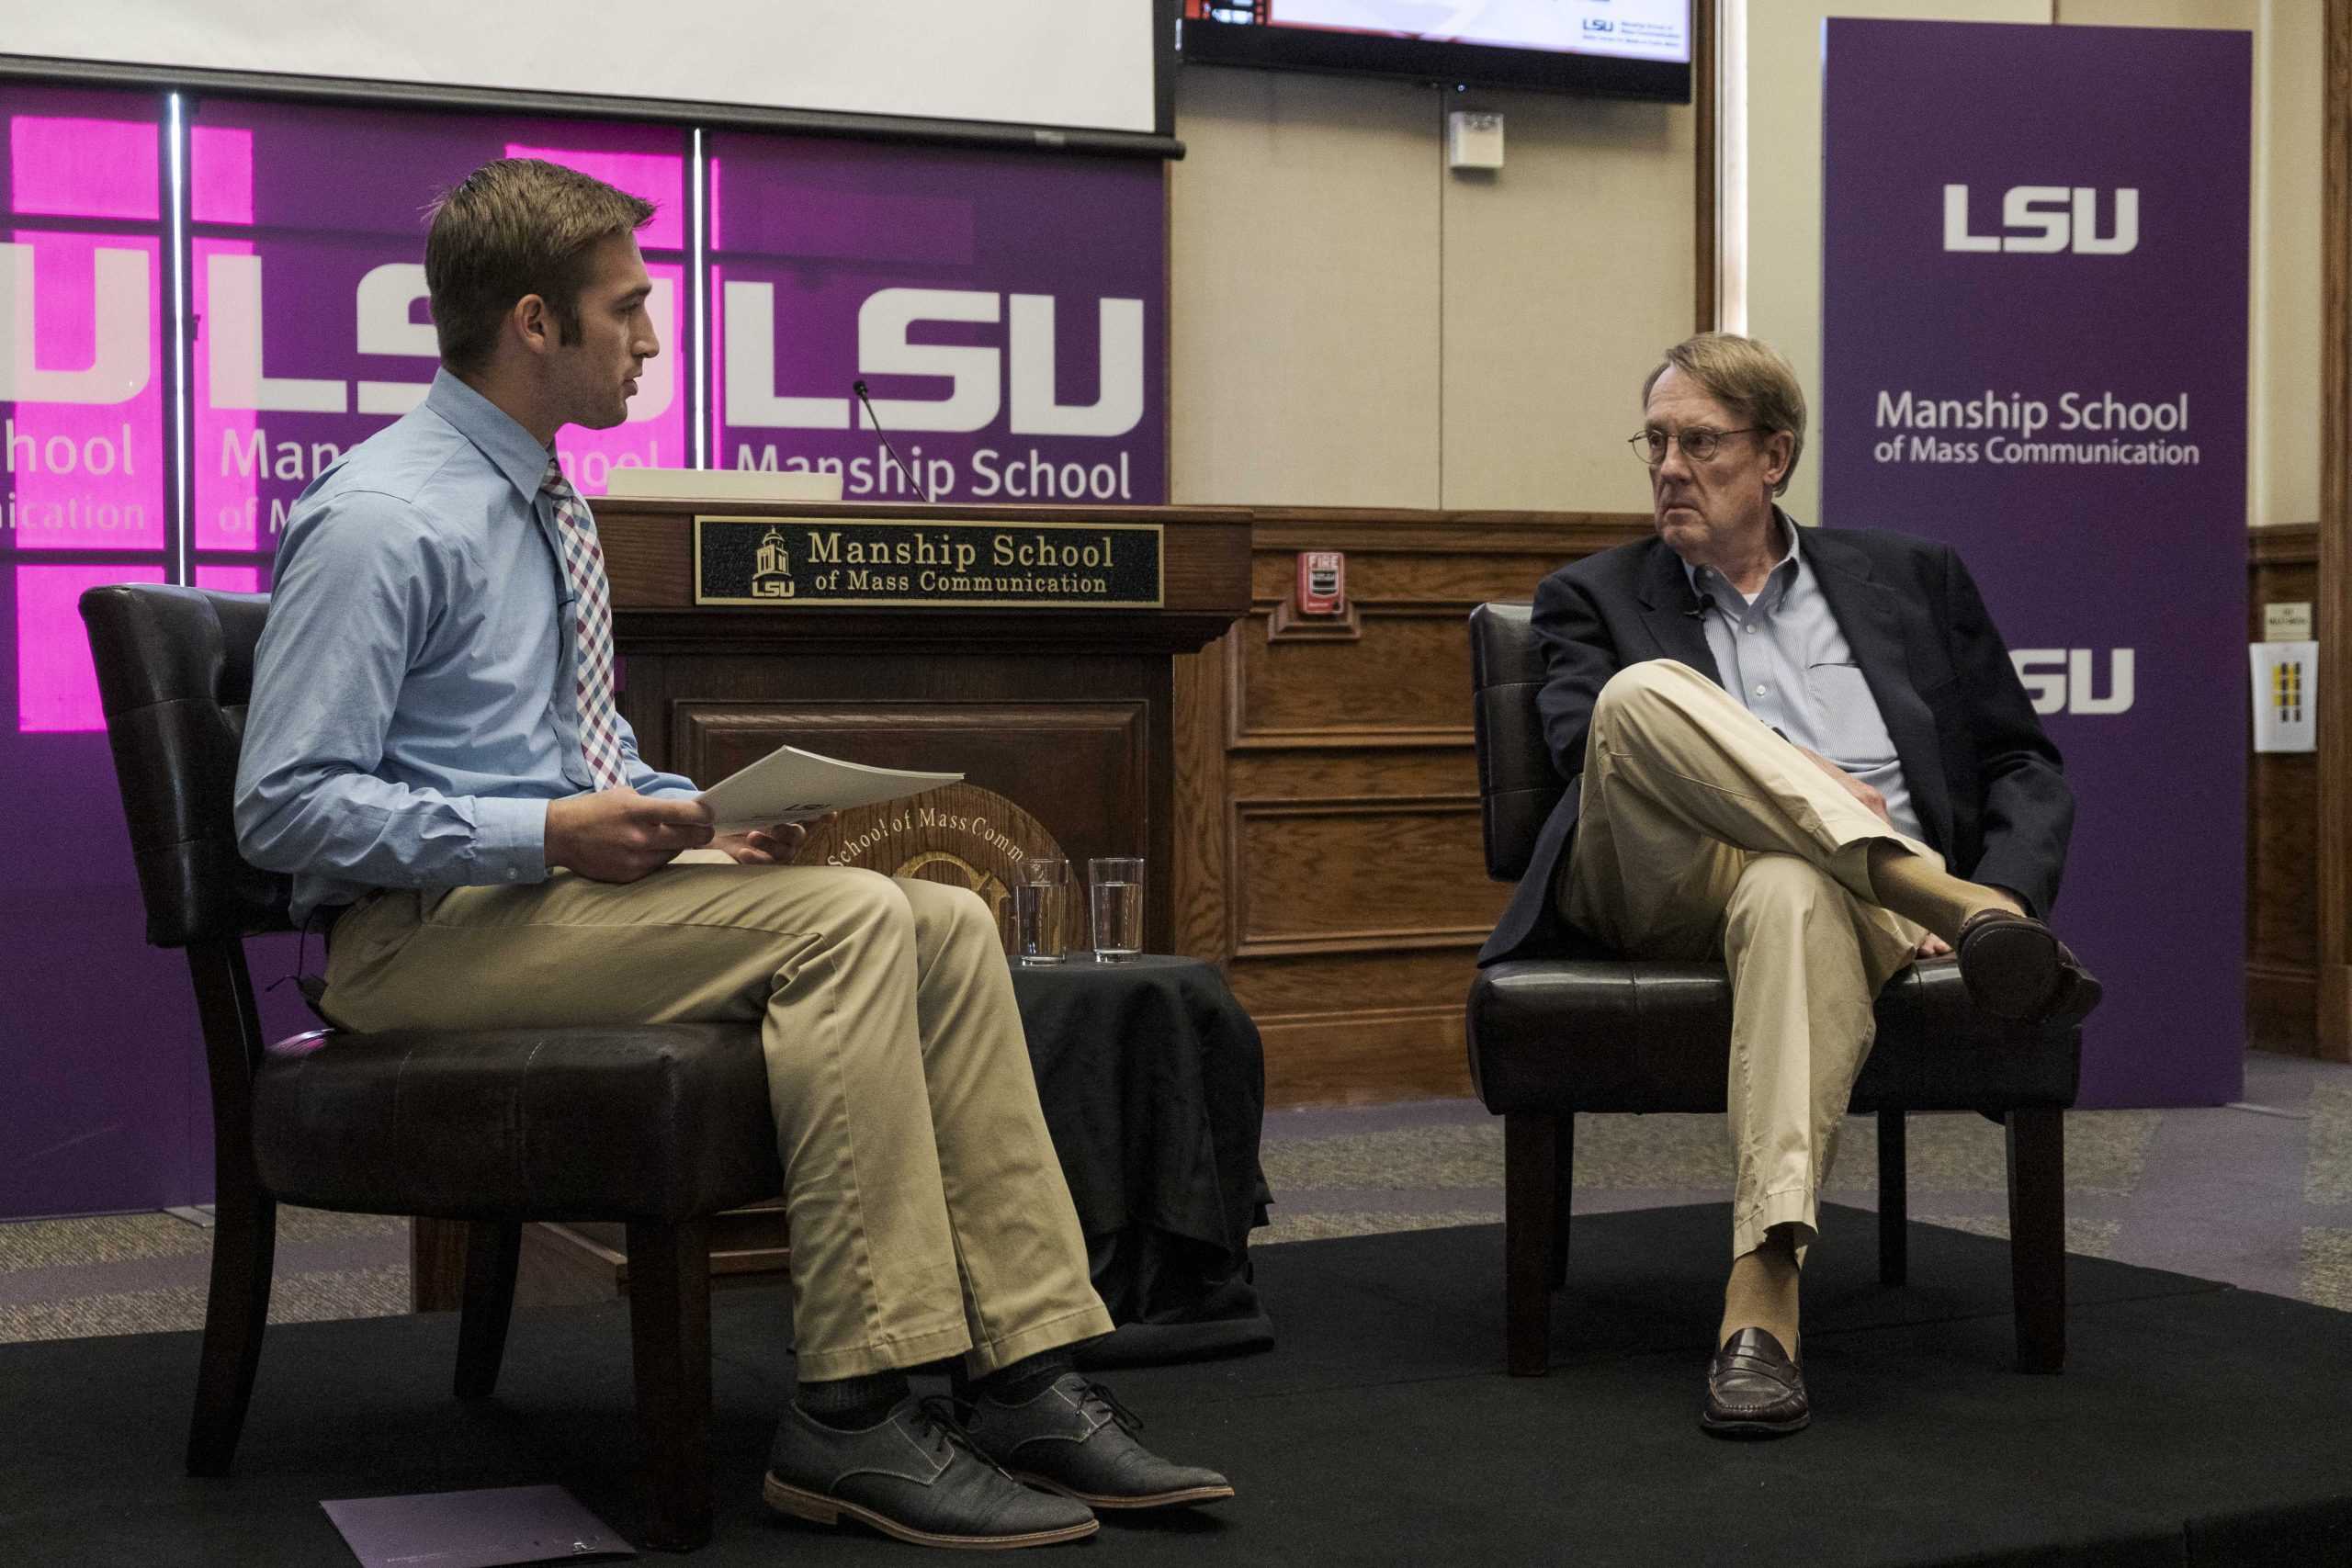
left=0, top=84, right=1169, bottom=1217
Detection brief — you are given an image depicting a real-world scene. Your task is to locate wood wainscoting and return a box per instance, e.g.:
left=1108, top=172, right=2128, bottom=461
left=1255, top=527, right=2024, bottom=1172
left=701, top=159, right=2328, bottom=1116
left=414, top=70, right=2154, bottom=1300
left=1171, top=509, right=1648, bottom=1107
left=2250, top=523, right=2327, bottom=1057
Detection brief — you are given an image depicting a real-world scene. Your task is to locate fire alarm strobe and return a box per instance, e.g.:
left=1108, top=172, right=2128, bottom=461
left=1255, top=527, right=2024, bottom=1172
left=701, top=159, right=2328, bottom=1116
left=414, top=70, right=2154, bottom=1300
left=1296, top=551, right=1345, bottom=615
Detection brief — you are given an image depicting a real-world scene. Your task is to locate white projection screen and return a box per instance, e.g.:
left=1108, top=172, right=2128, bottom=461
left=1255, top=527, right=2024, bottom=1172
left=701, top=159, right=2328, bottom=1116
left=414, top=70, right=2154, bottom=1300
left=0, top=0, right=1164, bottom=137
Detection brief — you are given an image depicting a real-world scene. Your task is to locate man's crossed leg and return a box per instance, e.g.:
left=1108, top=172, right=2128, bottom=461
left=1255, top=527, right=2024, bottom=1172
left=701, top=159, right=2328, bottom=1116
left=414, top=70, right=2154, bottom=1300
left=1557, top=660, right=2098, bottom=1436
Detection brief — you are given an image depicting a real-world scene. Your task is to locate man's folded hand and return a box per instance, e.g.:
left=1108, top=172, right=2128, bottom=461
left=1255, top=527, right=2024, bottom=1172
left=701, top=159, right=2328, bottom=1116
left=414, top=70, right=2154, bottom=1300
left=714, top=821, right=811, bottom=865
left=545, top=786, right=716, bottom=883
left=1791, top=742, right=1890, bottom=827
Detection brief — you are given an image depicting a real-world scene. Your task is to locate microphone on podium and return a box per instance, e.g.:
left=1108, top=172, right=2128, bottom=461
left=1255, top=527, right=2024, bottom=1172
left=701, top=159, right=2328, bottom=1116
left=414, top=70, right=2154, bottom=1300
left=852, top=379, right=933, bottom=505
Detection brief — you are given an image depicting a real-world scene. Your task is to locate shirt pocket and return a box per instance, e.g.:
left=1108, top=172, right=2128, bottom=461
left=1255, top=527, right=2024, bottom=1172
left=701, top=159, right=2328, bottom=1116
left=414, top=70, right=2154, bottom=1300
left=1803, top=661, right=1897, bottom=767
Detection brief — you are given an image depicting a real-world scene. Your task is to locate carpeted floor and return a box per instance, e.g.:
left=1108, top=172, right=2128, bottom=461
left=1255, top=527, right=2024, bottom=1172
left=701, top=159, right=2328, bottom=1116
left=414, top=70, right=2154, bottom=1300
left=3, top=1051, right=2346, bottom=1339
left=1258, top=1051, right=2352, bottom=1308
left=3, top=1206, right=2348, bottom=1566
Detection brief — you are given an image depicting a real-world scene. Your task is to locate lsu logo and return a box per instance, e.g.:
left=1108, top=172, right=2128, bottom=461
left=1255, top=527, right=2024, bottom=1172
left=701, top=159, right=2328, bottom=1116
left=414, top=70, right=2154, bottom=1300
left=750, top=526, right=797, bottom=599
left=724, top=285, right=1143, bottom=438
left=2011, top=649, right=2134, bottom=716
left=1942, top=185, right=2139, bottom=255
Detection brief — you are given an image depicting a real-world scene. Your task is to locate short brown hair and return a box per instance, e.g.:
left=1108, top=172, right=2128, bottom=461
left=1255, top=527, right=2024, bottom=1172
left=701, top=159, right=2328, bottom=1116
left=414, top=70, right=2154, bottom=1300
left=424, top=158, right=656, bottom=375
left=1642, top=333, right=1807, bottom=496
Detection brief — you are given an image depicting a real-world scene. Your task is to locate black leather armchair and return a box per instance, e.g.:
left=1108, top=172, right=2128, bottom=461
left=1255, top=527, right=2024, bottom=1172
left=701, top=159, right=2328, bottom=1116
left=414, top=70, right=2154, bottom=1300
left=79, top=583, right=780, bottom=1551
left=1464, top=603, right=2078, bottom=1377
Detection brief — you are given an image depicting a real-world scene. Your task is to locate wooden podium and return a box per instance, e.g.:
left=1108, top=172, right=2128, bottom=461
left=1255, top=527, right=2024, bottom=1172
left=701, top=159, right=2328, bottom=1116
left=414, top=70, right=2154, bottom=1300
left=412, top=500, right=1252, bottom=1309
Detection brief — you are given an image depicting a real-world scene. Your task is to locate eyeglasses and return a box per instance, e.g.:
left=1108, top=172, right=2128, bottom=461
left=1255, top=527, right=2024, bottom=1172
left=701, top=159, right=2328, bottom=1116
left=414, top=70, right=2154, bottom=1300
left=1628, top=426, right=1763, bottom=467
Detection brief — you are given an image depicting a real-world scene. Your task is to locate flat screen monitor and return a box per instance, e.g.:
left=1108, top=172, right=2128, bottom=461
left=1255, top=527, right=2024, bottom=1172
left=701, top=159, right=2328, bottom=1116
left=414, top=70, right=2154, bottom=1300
left=1179, top=2, right=1692, bottom=103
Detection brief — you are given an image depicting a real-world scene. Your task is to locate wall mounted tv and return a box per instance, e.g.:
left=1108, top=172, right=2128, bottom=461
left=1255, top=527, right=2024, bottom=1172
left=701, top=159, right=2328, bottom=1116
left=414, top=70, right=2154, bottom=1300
left=1180, top=2, right=1691, bottom=104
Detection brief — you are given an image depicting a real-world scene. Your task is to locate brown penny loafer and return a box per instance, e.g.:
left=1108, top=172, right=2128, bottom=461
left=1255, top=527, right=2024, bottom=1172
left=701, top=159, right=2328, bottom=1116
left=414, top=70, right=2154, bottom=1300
left=1954, top=908, right=2103, bottom=1025
left=1701, top=1327, right=1809, bottom=1438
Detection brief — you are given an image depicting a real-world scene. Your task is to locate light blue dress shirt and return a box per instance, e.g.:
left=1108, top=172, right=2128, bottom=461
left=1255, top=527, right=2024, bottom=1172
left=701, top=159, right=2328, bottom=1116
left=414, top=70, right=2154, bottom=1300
left=234, top=369, right=695, bottom=923
left=1682, top=512, right=1925, bottom=844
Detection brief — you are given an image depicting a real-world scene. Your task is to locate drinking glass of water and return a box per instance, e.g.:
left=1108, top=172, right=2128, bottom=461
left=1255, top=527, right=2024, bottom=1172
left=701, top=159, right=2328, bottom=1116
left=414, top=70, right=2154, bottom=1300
left=1009, top=857, right=1071, bottom=966
left=1087, top=856, right=1145, bottom=963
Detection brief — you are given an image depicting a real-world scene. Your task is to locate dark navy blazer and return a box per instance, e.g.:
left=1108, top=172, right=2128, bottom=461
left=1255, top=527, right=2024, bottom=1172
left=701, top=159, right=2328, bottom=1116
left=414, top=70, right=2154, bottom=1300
left=1476, top=525, right=2074, bottom=967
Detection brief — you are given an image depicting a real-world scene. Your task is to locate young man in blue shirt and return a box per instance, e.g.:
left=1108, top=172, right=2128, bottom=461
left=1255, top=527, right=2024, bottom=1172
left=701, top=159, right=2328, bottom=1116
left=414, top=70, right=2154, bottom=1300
left=235, top=157, right=1229, bottom=1550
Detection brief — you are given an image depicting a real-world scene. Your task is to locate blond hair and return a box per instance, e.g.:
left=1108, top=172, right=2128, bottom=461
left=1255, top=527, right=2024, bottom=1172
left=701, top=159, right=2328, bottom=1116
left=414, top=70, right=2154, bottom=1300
left=1643, top=333, right=1806, bottom=496
left=424, top=158, right=656, bottom=374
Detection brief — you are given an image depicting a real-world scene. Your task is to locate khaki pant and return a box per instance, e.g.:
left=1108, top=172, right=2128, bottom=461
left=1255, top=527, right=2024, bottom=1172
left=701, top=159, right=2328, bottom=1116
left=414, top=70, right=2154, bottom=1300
left=325, top=852, right=1114, bottom=1381
left=1559, top=660, right=1935, bottom=1259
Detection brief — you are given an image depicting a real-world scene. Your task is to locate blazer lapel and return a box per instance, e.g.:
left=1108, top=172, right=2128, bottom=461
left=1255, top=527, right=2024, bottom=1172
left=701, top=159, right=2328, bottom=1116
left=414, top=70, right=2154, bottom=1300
left=1802, top=529, right=1954, bottom=852
left=1633, top=540, right=1724, bottom=686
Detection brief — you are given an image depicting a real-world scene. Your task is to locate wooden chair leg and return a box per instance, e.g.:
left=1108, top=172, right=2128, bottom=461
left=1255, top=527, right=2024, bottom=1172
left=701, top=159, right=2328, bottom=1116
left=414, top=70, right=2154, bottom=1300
left=187, top=1179, right=277, bottom=1476
left=1547, top=1114, right=1574, bottom=1290
left=1878, top=1110, right=1908, bottom=1287
left=454, top=1220, right=523, bottom=1399
left=628, top=1218, right=714, bottom=1552
left=2006, top=1107, right=2067, bottom=1373
left=1504, top=1112, right=1558, bottom=1377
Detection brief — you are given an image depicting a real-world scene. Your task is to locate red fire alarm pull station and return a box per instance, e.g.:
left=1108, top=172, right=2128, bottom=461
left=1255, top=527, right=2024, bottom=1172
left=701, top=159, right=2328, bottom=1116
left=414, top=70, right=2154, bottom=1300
left=1296, top=551, right=1345, bottom=615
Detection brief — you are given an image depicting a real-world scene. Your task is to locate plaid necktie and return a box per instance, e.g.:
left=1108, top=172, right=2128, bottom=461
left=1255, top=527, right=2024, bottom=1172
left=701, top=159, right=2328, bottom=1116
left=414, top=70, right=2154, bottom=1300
left=540, top=458, right=627, bottom=792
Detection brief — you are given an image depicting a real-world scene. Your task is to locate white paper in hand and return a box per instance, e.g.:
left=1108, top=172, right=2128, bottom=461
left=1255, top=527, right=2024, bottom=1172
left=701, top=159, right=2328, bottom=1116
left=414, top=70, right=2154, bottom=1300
left=697, top=744, right=960, bottom=832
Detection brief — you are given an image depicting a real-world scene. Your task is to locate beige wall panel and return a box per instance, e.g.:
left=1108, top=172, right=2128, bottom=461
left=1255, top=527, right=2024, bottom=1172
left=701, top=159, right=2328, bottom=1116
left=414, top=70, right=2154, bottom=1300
left=1170, top=69, right=1442, bottom=508
left=1741, top=0, right=2052, bottom=527
left=2055, top=0, right=2254, bottom=25
left=2251, top=0, right=2324, bottom=526
left=1439, top=90, right=1693, bottom=512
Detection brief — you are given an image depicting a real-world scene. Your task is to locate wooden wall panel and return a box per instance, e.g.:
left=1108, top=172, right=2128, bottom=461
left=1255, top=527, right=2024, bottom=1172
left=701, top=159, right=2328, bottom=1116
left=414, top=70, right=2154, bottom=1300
left=1256, top=1007, right=1472, bottom=1105
left=1246, top=548, right=1584, bottom=604
left=1180, top=509, right=1648, bottom=1107
left=2320, top=0, right=2352, bottom=1059
left=1230, top=749, right=1478, bottom=800
left=1233, top=611, right=1476, bottom=743
left=1170, top=646, right=1230, bottom=964
left=2250, top=523, right=2323, bottom=1055
left=1234, top=800, right=1509, bottom=952
left=1233, top=944, right=1500, bottom=1017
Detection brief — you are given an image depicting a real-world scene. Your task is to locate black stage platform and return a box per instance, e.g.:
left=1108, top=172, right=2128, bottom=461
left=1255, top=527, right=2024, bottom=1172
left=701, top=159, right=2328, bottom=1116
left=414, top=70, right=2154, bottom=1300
left=4, top=1204, right=2347, bottom=1566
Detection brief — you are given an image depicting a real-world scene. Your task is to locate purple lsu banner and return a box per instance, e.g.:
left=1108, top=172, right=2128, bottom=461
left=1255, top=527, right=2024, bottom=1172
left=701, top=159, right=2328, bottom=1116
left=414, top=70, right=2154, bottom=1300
left=0, top=83, right=1166, bottom=1216
left=1821, top=19, right=2250, bottom=1107
left=709, top=133, right=1164, bottom=507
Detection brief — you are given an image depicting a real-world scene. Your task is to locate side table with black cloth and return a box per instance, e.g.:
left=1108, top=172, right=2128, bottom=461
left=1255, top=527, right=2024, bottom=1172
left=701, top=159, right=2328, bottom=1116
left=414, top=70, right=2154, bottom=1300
left=1008, top=954, right=1274, bottom=1366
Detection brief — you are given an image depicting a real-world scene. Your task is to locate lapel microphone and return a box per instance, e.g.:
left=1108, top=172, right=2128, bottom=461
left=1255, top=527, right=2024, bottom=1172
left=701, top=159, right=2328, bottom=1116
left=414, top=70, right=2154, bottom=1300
left=1683, top=592, right=1716, bottom=621
left=851, top=379, right=933, bottom=504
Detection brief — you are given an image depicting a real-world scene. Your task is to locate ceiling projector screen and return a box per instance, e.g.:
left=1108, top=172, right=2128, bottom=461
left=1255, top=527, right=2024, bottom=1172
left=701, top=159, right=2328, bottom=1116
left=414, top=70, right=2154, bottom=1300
left=0, top=0, right=1164, bottom=137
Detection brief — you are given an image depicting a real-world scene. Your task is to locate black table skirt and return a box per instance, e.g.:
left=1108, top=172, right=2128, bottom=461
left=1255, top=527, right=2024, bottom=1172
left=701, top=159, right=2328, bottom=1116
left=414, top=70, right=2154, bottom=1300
left=1010, top=953, right=1273, bottom=1366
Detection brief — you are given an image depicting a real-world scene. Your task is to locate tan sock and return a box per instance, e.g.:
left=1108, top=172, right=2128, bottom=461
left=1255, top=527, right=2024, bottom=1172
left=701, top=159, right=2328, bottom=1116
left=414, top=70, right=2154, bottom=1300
left=1865, top=842, right=2014, bottom=943
left=1718, top=1231, right=1802, bottom=1358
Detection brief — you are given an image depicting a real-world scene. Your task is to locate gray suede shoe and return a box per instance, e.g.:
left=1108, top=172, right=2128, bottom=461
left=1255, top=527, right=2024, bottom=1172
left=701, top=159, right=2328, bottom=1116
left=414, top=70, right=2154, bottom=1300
left=966, top=1373, right=1235, bottom=1510
left=764, top=1395, right=1098, bottom=1550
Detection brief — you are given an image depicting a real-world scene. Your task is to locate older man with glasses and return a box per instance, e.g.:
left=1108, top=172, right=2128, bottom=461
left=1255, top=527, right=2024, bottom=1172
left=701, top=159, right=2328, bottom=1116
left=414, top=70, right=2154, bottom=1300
left=1479, top=332, right=2100, bottom=1438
